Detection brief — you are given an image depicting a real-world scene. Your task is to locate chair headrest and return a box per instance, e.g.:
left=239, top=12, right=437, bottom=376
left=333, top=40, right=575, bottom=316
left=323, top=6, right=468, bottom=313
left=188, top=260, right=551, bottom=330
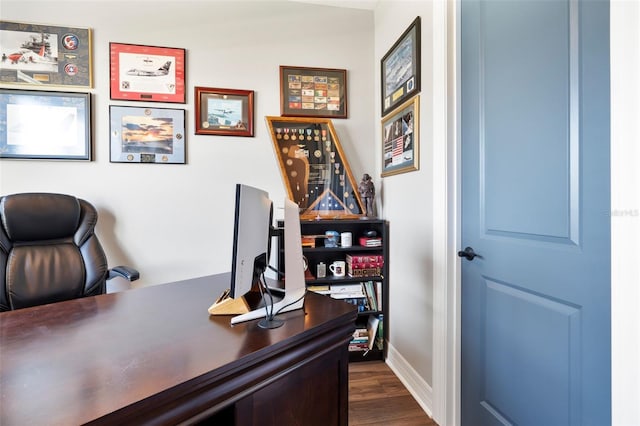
left=0, top=193, right=81, bottom=242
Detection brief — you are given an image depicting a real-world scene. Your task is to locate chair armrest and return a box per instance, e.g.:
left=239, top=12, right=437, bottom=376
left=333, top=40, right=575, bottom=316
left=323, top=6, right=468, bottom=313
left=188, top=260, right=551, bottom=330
left=108, top=266, right=140, bottom=282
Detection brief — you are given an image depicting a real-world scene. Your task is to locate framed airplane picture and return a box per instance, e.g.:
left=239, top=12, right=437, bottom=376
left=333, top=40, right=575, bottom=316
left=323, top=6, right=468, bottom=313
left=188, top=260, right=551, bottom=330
left=109, top=42, right=186, bottom=103
left=380, top=17, right=421, bottom=117
left=194, top=86, right=254, bottom=137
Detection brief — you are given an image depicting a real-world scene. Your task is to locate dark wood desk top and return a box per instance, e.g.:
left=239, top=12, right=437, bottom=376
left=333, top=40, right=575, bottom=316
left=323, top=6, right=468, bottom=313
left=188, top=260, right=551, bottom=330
left=0, top=273, right=356, bottom=425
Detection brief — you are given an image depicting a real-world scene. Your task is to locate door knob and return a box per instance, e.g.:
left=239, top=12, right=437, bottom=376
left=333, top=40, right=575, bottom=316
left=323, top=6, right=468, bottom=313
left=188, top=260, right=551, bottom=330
left=458, top=246, right=480, bottom=261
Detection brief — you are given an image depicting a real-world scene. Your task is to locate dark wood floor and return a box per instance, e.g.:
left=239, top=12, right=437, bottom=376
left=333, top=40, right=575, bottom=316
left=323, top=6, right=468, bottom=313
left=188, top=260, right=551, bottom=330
left=349, top=361, right=438, bottom=426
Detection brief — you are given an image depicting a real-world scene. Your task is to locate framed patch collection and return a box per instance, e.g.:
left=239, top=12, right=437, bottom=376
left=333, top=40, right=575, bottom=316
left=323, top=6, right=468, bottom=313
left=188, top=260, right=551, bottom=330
left=0, top=20, right=92, bottom=88
left=194, top=87, right=254, bottom=137
left=0, top=88, right=91, bottom=160
left=109, top=106, right=185, bottom=164
left=279, top=66, right=347, bottom=119
left=265, top=116, right=365, bottom=219
left=109, top=42, right=186, bottom=103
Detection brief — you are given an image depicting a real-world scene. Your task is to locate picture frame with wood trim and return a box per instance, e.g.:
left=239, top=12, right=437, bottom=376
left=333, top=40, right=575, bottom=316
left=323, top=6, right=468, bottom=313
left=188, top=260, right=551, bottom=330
left=194, top=86, right=254, bottom=137
left=279, top=66, right=347, bottom=119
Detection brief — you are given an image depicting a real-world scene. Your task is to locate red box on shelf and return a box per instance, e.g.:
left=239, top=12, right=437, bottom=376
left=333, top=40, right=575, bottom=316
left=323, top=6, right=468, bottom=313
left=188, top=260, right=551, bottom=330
left=359, top=237, right=382, bottom=247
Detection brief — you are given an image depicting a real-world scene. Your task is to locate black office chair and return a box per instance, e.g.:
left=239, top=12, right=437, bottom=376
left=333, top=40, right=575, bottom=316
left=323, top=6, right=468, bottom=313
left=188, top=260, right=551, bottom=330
left=0, top=192, right=139, bottom=311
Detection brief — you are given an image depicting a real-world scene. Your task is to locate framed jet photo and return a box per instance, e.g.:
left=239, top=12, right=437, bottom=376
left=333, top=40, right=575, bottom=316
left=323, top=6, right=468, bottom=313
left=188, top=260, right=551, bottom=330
left=109, top=43, right=186, bottom=103
left=194, top=86, right=254, bottom=137
left=380, top=17, right=421, bottom=117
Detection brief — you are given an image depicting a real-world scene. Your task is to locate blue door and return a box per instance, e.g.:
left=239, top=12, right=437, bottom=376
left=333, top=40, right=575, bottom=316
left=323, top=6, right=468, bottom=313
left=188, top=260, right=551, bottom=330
left=460, top=0, right=611, bottom=425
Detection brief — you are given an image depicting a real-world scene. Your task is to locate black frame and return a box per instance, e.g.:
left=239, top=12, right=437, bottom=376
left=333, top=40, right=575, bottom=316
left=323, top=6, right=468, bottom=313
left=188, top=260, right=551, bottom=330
left=109, top=105, right=186, bottom=164
left=380, top=16, right=421, bottom=117
left=0, top=88, right=91, bottom=160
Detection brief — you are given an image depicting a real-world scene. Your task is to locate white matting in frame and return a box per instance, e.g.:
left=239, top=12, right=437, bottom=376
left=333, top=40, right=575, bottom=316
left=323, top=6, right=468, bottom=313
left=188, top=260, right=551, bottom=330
left=0, top=88, right=91, bottom=160
left=109, top=105, right=185, bottom=164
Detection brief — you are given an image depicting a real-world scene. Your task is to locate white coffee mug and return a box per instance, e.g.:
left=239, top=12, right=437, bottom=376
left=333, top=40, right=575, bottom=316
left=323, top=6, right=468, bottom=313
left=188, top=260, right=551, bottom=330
left=329, top=260, right=346, bottom=277
left=340, top=232, right=352, bottom=248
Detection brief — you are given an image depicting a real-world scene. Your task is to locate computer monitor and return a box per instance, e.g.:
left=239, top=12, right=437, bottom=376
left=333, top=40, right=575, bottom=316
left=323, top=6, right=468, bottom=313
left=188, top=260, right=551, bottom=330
left=229, top=193, right=306, bottom=328
left=229, top=183, right=273, bottom=300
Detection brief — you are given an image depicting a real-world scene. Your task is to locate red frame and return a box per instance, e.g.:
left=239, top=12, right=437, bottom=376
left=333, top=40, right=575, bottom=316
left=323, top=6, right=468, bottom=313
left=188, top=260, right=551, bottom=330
left=109, top=42, right=186, bottom=103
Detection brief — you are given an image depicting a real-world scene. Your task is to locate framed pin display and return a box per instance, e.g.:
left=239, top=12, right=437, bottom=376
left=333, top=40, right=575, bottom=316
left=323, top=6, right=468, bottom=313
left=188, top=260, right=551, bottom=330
left=265, top=116, right=365, bottom=219
left=0, top=20, right=92, bottom=88
left=381, top=95, right=419, bottom=177
left=109, top=42, right=186, bottom=103
left=109, top=105, right=185, bottom=164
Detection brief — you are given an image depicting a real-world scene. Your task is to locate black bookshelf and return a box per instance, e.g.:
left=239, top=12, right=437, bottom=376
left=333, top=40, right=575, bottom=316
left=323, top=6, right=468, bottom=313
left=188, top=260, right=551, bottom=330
left=277, top=218, right=389, bottom=362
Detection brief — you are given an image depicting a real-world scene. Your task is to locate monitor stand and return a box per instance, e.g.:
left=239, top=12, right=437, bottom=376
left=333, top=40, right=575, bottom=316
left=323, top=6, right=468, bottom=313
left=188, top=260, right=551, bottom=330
left=229, top=197, right=306, bottom=327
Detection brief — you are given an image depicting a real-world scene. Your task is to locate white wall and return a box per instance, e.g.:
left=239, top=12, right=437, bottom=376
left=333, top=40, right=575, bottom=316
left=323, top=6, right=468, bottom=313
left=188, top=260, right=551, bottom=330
left=0, top=0, right=375, bottom=287
left=374, top=0, right=437, bottom=412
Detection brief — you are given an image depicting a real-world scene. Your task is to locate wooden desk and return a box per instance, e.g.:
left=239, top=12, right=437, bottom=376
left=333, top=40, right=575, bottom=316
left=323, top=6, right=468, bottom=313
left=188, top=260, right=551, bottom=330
left=0, top=274, right=357, bottom=425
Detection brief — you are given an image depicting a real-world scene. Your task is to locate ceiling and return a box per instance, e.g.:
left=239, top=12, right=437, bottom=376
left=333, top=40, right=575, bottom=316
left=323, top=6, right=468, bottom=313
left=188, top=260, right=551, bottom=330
left=288, top=0, right=378, bottom=10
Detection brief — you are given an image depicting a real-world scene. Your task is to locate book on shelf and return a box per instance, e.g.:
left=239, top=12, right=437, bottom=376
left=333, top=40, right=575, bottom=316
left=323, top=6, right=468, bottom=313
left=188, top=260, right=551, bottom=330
left=352, top=328, right=368, bottom=341
left=375, top=281, right=383, bottom=311
left=330, top=283, right=365, bottom=294
left=375, top=314, right=384, bottom=350
left=307, top=285, right=330, bottom=293
left=363, top=281, right=378, bottom=311
left=308, top=282, right=380, bottom=313
left=309, top=283, right=365, bottom=298
left=349, top=315, right=383, bottom=353
left=359, top=237, right=382, bottom=247
left=344, top=297, right=369, bottom=312
left=349, top=326, right=370, bottom=352
left=346, top=254, right=384, bottom=277
left=366, top=315, right=380, bottom=351
left=349, top=342, right=370, bottom=352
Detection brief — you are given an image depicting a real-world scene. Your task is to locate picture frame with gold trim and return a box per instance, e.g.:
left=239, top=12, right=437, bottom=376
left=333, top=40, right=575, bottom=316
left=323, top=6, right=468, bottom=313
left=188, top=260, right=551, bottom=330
left=265, top=116, right=364, bottom=219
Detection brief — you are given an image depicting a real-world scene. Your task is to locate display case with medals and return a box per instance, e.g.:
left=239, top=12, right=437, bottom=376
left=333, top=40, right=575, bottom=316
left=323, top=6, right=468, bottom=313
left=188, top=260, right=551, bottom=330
left=265, top=116, right=365, bottom=219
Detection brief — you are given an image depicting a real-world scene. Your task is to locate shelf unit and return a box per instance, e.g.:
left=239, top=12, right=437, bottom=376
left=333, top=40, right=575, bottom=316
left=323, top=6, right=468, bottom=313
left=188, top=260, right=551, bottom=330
left=277, top=218, right=389, bottom=362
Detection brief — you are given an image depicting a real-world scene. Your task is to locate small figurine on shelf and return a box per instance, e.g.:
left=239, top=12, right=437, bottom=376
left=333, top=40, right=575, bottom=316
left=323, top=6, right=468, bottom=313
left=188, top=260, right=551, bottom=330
left=358, top=173, right=376, bottom=217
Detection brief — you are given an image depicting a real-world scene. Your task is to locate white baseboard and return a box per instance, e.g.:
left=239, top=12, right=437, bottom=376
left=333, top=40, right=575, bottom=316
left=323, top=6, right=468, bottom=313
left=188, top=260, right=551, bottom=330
left=385, top=343, right=434, bottom=419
